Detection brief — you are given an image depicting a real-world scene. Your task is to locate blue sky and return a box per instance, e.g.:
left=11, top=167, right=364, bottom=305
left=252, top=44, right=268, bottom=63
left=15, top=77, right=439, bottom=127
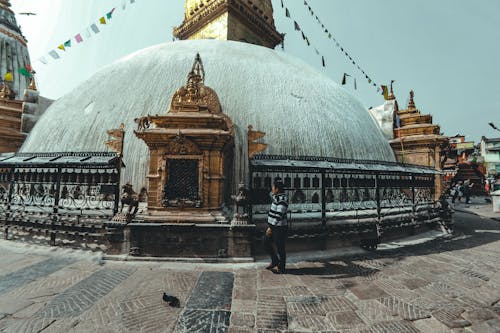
left=11, top=0, right=500, bottom=142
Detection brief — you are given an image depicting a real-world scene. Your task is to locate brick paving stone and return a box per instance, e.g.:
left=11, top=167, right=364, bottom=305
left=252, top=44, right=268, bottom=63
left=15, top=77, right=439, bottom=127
left=287, top=295, right=326, bottom=316
left=288, top=314, right=333, bottom=332
left=400, top=277, right=430, bottom=290
left=230, top=312, right=255, bottom=328
left=176, top=309, right=230, bottom=333
left=412, top=317, right=453, bottom=333
left=445, top=272, right=486, bottom=289
left=349, top=283, right=389, bottom=300
left=185, top=271, right=234, bottom=311
left=300, top=276, right=346, bottom=296
left=256, top=295, right=287, bottom=331
left=354, top=299, right=399, bottom=324
left=231, top=299, right=256, bottom=313
left=432, top=306, right=471, bottom=328
left=422, top=281, right=466, bottom=299
left=368, top=320, right=420, bottom=333
left=467, top=318, right=500, bottom=333
left=460, top=268, right=490, bottom=282
left=34, top=268, right=134, bottom=319
left=377, top=296, right=430, bottom=320
left=375, top=279, right=419, bottom=301
left=327, top=311, right=367, bottom=330
left=0, top=257, right=73, bottom=295
left=461, top=308, right=497, bottom=323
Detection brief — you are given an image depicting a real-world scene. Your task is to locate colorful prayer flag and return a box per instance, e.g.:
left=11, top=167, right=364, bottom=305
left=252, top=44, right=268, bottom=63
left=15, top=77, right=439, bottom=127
left=106, top=8, right=115, bottom=19
left=381, top=85, right=389, bottom=100
left=130, top=0, right=135, bottom=3
left=64, top=40, right=71, bottom=48
left=322, top=56, right=325, bottom=67
left=84, top=28, right=91, bottom=39
left=25, top=64, right=33, bottom=72
left=4, top=72, right=13, bottom=82
left=38, top=57, right=48, bottom=65
left=75, top=33, right=83, bottom=43
left=281, top=0, right=283, bottom=8
left=91, top=24, right=100, bottom=33
left=285, top=8, right=290, bottom=17
left=49, top=50, right=60, bottom=59
left=99, top=17, right=106, bottom=24
left=294, top=21, right=300, bottom=31
left=58, top=44, right=65, bottom=51
left=342, top=73, right=350, bottom=85
left=354, top=78, right=357, bottom=90
left=18, top=68, right=31, bottom=78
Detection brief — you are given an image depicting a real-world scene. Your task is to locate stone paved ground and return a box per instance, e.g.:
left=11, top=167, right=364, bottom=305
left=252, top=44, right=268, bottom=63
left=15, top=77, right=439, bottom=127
left=0, top=211, right=499, bottom=333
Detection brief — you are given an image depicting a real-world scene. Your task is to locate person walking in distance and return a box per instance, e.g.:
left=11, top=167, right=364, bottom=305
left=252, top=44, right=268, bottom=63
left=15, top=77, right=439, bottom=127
left=265, top=180, right=289, bottom=274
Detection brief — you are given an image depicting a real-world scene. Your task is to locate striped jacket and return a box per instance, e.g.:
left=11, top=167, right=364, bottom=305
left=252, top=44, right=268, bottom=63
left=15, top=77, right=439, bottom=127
left=268, top=193, right=289, bottom=226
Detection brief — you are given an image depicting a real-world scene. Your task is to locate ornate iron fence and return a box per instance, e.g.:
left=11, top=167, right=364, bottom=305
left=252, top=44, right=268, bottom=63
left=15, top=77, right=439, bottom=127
left=0, top=152, right=121, bottom=244
left=250, top=155, right=438, bottom=230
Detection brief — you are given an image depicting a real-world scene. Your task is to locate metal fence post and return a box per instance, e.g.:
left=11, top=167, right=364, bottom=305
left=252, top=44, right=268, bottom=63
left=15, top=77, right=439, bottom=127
left=4, top=169, right=14, bottom=240
left=321, top=171, right=326, bottom=227
left=375, top=173, right=381, bottom=239
left=411, top=174, right=416, bottom=225
left=50, top=167, right=62, bottom=246
left=113, top=159, right=121, bottom=216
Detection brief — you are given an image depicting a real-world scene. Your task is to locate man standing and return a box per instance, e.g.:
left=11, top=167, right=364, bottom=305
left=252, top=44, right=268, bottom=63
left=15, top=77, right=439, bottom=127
left=265, top=181, right=288, bottom=274
left=464, top=179, right=474, bottom=204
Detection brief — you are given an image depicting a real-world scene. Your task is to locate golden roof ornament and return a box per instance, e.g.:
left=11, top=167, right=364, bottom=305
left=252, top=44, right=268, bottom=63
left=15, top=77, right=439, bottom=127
left=0, top=83, right=12, bottom=99
left=28, top=77, right=37, bottom=91
left=169, top=53, right=222, bottom=114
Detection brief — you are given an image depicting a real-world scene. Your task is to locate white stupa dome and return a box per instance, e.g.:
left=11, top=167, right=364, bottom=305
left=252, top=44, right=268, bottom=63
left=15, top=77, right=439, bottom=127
left=21, top=40, right=395, bottom=188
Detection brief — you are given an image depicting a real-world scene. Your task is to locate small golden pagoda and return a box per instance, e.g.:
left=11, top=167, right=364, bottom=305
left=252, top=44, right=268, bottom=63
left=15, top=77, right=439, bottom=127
left=390, top=90, right=448, bottom=196
left=174, top=0, right=283, bottom=48
left=134, top=54, right=234, bottom=223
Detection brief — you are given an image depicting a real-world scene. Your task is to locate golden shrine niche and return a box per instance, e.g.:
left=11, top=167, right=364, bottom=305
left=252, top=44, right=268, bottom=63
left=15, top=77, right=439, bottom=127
left=135, top=54, right=234, bottom=222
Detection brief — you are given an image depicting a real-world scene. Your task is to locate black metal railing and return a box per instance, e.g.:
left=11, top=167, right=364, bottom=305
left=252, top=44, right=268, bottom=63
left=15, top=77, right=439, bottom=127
left=249, top=155, right=437, bottom=232
left=0, top=152, right=121, bottom=244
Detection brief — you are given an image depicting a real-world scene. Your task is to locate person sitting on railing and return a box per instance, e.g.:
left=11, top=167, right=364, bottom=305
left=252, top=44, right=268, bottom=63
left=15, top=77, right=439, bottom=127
left=264, top=180, right=288, bottom=274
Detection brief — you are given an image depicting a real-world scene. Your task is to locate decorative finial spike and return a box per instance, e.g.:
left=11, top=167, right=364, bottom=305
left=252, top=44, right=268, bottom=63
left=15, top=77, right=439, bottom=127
left=388, top=80, right=396, bottom=100
left=408, top=90, right=416, bottom=110
left=188, top=53, right=205, bottom=84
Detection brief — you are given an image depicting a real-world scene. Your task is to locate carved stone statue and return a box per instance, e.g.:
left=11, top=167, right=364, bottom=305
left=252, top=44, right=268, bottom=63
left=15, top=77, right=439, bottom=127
left=120, top=182, right=139, bottom=216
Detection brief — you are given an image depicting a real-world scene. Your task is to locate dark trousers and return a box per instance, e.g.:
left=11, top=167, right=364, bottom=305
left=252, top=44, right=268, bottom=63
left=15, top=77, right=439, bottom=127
left=264, top=225, right=288, bottom=271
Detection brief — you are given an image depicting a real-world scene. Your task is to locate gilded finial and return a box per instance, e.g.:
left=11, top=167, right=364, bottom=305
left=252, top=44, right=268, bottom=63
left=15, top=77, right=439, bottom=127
left=408, top=90, right=416, bottom=110
left=188, top=53, right=205, bottom=84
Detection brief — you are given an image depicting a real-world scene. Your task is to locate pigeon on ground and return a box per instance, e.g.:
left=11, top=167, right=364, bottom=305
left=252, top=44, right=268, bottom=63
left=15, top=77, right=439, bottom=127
left=162, top=293, right=180, bottom=307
